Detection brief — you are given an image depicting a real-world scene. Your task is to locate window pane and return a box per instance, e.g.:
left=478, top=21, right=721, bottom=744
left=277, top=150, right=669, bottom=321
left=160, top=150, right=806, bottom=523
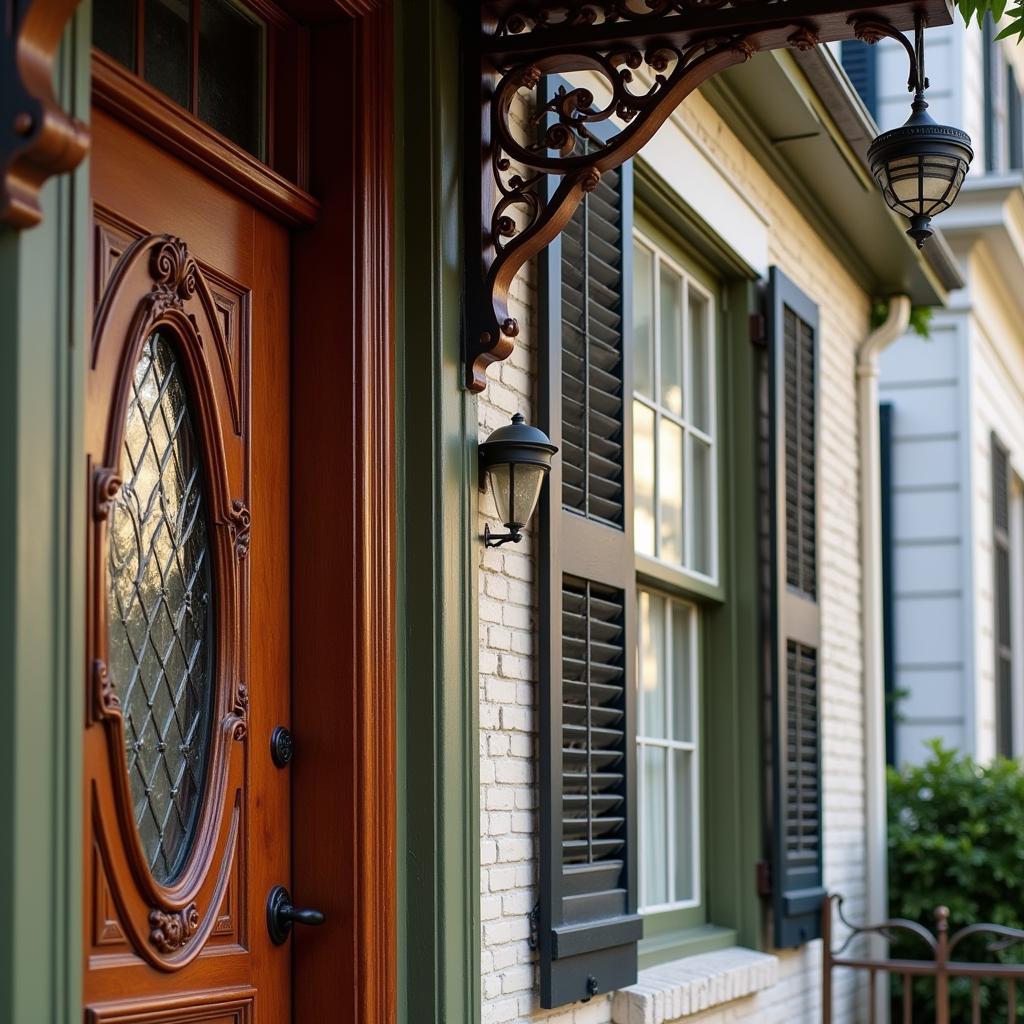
left=638, top=591, right=667, bottom=738
left=634, top=242, right=655, bottom=399
left=689, top=289, right=711, bottom=433
left=660, top=265, right=684, bottom=417
left=199, top=0, right=266, bottom=157
left=673, top=750, right=696, bottom=903
left=691, top=437, right=713, bottom=576
left=144, top=0, right=191, bottom=110
left=94, top=0, right=136, bottom=69
left=671, top=604, right=693, bottom=742
left=634, top=401, right=656, bottom=557
left=642, top=746, right=668, bottom=908
left=659, top=419, right=684, bottom=564
left=108, top=331, right=217, bottom=885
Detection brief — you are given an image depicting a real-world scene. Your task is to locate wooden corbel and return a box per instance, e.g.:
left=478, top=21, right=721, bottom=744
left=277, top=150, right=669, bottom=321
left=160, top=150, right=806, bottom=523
left=463, top=0, right=954, bottom=393
left=2, top=0, right=89, bottom=230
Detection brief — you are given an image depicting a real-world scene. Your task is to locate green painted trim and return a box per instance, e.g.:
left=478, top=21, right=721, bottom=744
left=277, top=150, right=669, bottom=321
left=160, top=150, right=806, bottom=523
left=635, top=554, right=724, bottom=604
left=703, top=278, right=765, bottom=951
left=395, top=1, right=480, bottom=1022
left=638, top=925, right=738, bottom=970
left=0, top=9, right=90, bottom=1022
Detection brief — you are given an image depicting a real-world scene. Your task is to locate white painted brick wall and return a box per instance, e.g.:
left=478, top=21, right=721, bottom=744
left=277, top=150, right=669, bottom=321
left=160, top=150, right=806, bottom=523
left=479, top=85, right=873, bottom=1024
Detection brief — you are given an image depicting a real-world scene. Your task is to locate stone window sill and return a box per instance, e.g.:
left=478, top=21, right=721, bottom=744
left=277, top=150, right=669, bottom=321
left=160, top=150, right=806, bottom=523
left=610, top=947, right=779, bottom=1024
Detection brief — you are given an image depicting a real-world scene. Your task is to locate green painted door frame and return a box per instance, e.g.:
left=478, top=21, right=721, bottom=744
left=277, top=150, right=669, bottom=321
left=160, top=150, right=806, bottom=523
left=0, top=9, right=90, bottom=1022
left=395, top=2, right=481, bottom=1022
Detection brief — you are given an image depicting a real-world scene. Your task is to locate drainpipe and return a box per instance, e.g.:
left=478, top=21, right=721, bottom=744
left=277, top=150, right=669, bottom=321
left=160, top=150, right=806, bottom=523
left=858, top=294, right=911, bottom=1020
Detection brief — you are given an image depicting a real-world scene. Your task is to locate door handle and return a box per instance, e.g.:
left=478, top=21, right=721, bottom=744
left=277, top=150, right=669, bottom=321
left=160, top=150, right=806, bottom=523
left=267, top=884, right=326, bottom=945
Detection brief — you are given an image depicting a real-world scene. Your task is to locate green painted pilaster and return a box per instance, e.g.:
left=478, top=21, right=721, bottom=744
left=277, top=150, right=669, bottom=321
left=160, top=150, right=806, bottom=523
left=395, top=1, right=481, bottom=1022
left=0, top=9, right=90, bottom=1023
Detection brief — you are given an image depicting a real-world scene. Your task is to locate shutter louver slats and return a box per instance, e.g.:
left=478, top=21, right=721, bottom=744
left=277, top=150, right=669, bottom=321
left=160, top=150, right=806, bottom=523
left=559, top=141, right=626, bottom=529
left=840, top=40, right=879, bottom=120
left=767, top=268, right=824, bottom=949
left=540, top=78, right=639, bottom=1009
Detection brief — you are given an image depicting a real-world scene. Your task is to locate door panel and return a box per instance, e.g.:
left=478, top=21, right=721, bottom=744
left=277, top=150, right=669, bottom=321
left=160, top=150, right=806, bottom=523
left=85, top=110, right=290, bottom=1020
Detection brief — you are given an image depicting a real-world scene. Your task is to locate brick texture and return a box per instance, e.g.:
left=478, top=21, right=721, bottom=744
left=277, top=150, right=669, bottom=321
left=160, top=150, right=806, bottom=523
left=478, top=87, right=871, bottom=1024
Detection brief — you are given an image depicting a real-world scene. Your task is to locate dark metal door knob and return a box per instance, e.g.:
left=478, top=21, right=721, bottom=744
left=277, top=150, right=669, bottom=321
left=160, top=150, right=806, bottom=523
left=267, top=884, right=325, bottom=945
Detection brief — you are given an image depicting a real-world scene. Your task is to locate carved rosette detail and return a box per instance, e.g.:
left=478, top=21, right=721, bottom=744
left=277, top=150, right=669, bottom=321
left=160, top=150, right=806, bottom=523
left=93, top=659, right=121, bottom=718
left=788, top=26, right=820, bottom=51
left=229, top=682, right=249, bottom=741
left=149, top=903, right=200, bottom=954
left=149, top=238, right=199, bottom=314
left=94, top=466, right=123, bottom=521
left=227, top=499, right=251, bottom=558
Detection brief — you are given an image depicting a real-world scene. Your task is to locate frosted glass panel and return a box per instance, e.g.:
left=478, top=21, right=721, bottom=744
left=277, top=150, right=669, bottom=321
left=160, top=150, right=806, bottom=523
left=673, top=750, right=696, bottom=903
left=144, top=0, right=191, bottom=109
left=638, top=591, right=667, bottom=739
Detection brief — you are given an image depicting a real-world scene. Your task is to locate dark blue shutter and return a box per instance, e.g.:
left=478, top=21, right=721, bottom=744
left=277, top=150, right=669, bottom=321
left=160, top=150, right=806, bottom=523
left=767, top=268, right=824, bottom=948
left=539, top=77, right=641, bottom=1010
left=840, top=40, right=878, bottom=121
left=992, top=433, right=1013, bottom=758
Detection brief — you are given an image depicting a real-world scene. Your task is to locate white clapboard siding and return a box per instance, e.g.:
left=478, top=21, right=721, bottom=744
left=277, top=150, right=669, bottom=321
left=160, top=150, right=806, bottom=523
left=879, top=318, right=972, bottom=761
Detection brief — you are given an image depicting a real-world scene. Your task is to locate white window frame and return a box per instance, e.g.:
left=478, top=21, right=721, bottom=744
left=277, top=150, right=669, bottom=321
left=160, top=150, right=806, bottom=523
left=636, top=590, right=701, bottom=914
left=632, top=229, right=719, bottom=585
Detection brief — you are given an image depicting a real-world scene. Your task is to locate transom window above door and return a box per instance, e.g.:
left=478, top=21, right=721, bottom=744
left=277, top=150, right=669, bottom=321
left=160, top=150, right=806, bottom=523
left=633, top=232, right=718, bottom=581
left=94, top=0, right=268, bottom=159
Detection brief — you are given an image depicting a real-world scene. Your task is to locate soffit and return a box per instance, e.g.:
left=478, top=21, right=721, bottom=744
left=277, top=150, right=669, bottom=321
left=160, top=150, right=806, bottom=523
left=700, top=45, right=956, bottom=306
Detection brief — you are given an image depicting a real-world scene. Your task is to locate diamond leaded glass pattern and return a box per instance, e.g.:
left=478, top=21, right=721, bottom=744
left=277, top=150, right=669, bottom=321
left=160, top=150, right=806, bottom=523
left=107, top=330, right=216, bottom=885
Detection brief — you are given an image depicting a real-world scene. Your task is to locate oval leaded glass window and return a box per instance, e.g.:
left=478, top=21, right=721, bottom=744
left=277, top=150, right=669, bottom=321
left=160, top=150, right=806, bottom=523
left=107, top=329, right=217, bottom=885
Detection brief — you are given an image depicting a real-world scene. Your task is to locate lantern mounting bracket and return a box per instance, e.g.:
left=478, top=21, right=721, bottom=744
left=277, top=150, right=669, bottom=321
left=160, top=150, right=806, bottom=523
left=462, top=0, right=953, bottom=392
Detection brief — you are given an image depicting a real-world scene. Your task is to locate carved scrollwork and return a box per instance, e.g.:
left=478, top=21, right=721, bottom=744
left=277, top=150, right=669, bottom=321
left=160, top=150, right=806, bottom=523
left=148, top=903, right=200, bottom=954
left=149, top=237, right=199, bottom=314
left=228, top=682, right=249, bottom=741
left=227, top=499, right=251, bottom=558
left=93, top=466, right=123, bottom=521
left=93, top=658, right=121, bottom=718
left=494, top=0, right=778, bottom=36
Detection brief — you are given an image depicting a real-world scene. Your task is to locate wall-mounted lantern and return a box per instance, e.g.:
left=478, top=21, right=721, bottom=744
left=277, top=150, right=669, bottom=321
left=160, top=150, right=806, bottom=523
left=479, top=413, right=557, bottom=548
left=865, top=14, right=973, bottom=248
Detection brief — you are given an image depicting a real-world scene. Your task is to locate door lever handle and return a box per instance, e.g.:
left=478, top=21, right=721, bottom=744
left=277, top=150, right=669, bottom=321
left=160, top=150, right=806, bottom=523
left=267, top=884, right=326, bottom=945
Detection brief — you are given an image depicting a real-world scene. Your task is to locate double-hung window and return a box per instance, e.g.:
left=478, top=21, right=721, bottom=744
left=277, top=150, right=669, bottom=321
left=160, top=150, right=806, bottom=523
left=632, top=225, right=718, bottom=934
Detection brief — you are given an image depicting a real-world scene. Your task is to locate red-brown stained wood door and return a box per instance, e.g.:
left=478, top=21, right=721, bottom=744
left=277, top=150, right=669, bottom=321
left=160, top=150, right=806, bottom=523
left=84, top=108, right=293, bottom=1023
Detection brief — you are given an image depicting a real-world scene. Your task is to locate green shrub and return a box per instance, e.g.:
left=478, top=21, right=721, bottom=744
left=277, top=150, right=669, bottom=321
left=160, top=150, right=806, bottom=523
left=888, top=742, right=1024, bottom=1019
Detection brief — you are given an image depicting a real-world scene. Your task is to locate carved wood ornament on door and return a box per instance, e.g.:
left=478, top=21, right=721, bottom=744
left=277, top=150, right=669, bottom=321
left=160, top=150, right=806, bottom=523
left=89, top=233, right=249, bottom=970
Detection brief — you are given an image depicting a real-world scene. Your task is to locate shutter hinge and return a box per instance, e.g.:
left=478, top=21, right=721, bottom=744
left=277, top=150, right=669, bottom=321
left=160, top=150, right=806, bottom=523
left=749, top=312, right=767, bottom=348
left=757, top=860, right=773, bottom=898
left=527, top=902, right=540, bottom=951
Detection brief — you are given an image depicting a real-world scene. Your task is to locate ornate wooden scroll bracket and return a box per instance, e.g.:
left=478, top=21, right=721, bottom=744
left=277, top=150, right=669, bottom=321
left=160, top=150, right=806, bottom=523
left=2, top=0, right=90, bottom=229
left=462, top=0, right=953, bottom=393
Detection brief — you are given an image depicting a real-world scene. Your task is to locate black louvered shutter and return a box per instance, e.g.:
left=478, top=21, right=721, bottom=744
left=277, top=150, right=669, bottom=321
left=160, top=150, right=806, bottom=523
left=538, top=77, right=641, bottom=1010
left=840, top=40, right=878, bottom=121
left=766, top=267, right=824, bottom=949
left=992, top=434, right=1013, bottom=758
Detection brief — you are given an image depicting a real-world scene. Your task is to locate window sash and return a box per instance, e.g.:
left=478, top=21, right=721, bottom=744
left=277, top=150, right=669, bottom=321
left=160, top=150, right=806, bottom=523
left=637, top=590, right=701, bottom=914
left=632, top=231, right=718, bottom=585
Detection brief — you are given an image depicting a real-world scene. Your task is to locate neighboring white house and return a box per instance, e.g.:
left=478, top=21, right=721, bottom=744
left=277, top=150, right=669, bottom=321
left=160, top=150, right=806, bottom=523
left=848, top=23, right=1024, bottom=764
left=476, top=47, right=958, bottom=1024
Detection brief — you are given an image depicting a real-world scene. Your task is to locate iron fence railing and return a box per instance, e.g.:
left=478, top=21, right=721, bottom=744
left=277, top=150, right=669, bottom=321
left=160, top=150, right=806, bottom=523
left=823, top=893, right=1024, bottom=1023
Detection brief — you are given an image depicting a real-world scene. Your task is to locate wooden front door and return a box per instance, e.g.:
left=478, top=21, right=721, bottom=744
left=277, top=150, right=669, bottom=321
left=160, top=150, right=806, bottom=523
left=84, top=106, right=296, bottom=1021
